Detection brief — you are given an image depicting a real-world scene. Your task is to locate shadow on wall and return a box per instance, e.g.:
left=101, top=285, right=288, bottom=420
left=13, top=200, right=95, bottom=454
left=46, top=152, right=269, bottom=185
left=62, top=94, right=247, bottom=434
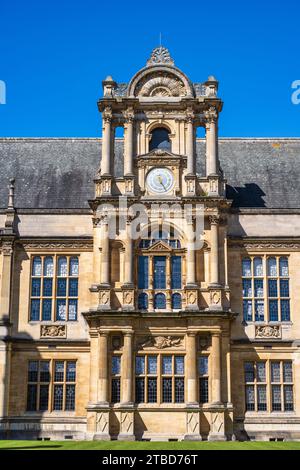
left=226, top=184, right=266, bottom=208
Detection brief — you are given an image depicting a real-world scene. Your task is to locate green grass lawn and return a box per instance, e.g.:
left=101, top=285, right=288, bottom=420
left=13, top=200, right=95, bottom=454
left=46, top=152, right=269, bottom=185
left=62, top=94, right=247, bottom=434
left=0, top=440, right=300, bottom=450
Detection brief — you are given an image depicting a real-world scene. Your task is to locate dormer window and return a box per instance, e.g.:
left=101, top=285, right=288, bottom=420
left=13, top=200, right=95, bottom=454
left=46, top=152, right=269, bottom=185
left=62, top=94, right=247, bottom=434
left=149, top=127, right=171, bottom=151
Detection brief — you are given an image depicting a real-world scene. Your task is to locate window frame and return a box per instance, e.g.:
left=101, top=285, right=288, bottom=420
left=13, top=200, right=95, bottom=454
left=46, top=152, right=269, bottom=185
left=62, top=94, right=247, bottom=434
left=242, top=255, right=291, bottom=323
left=244, top=360, right=294, bottom=413
left=29, top=254, right=79, bottom=323
left=26, top=359, right=77, bottom=413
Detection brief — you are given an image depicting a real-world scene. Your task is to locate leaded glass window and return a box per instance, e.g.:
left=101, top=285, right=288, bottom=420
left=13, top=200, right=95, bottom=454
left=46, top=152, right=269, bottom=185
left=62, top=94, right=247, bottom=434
left=135, top=356, right=145, bottom=375
left=138, top=293, right=148, bottom=310
left=244, top=360, right=294, bottom=413
left=27, top=360, right=76, bottom=412
left=30, top=255, right=79, bottom=322
left=171, top=293, right=182, bottom=309
left=242, top=256, right=290, bottom=323
left=154, top=293, right=166, bottom=309
left=162, top=356, right=172, bottom=375
left=162, top=377, right=172, bottom=403
left=175, top=377, right=184, bottom=403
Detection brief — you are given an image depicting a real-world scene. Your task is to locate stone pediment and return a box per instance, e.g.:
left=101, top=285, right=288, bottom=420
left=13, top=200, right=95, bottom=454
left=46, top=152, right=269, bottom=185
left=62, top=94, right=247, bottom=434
left=141, top=148, right=178, bottom=158
left=145, top=240, right=172, bottom=252
left=136, top=149, right=186, bottom=168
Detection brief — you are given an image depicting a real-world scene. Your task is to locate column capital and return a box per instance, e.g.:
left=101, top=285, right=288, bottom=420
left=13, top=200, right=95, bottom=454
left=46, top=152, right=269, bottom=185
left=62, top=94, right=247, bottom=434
left=123, top=107, right=135, bottom=123
left=103, top=106, right=113, bottom=123
left=98, top=329, right=110, bottom=337
left=1, top=240, right=14, bottom=256
left=186, top=331, right=197, bottom=338
left=211, top=330, right=222, bottom=338
left=204, top=106, right=218, bottom=124
left=123, top=330, right=134, bottom=338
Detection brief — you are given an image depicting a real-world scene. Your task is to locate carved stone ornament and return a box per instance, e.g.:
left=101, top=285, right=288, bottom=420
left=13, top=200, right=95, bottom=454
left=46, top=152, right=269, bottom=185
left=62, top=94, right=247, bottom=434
left=102, top=106, right=113, bottom=123
left=40, top=325, right=66, bottom=338
left=138, top=335, right=183, bottom=350
left=204, top=106, right=218, bottom=124
left=210, top=291, right=221, bottom=305
left=18, top=240, right=92, bottom=251
left=146, top=46, right=175, bottom=67
left=135, top=72, right=186, bottom=97
left=96, top=411, right=109, bottom=434
left=99, top=290, right=110, bottom=306
left=120, top=411, right=134, bottom=435
left=123, top=290, right=134, bottom=305
left=186, top=412, right=200, bottom=435
left=1, top=241, right=14, bottom=256
left=255, top=325, right=282, bottom=339
left=187, top=291, right=197, bottom=305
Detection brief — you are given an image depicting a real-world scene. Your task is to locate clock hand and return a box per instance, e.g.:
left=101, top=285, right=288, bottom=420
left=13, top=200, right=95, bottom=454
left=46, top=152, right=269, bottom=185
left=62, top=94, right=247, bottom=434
left=156, top=174, right=167, bottom=190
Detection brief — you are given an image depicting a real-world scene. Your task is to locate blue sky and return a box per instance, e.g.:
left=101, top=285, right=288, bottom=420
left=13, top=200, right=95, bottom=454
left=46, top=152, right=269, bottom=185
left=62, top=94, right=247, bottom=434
left=0, top=0, right=299, bottom=137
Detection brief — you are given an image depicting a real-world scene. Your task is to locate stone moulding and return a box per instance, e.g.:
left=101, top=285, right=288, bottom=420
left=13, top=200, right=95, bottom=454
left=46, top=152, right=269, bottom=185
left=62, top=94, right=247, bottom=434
left=17, top=239, right=93, bottom=252
left=40, top=324, right=67, bottom=339
left=255, top=325, right=281, bottom=339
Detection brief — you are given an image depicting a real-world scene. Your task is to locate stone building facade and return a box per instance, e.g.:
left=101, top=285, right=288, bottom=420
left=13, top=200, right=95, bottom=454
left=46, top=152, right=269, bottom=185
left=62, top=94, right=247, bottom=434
left=1, top=47, right=300, bottom=441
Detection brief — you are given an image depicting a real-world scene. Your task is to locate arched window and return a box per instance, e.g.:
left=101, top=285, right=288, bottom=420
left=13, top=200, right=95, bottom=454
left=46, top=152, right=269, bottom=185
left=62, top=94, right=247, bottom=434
left=172, top=293, right=182, bottom=309
left=138, top=293, right=148, bottom=310
left=154, top=293, right=166, bottom=310
left=149, top=127, right=171, bottom=151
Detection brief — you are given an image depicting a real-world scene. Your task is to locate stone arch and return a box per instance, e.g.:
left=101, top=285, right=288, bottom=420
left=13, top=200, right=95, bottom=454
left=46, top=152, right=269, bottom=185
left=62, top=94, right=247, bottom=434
left=127, top=65, right=194, bottom=98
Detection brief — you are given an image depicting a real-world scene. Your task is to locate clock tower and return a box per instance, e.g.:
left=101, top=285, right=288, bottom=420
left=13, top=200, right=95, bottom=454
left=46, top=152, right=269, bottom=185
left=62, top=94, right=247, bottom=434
left=85, top=47, right=235, bottom=441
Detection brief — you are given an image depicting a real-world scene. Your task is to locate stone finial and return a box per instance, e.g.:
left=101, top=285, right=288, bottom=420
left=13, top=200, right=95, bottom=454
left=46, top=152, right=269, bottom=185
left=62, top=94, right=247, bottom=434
left=205, top=76, right=219, bottom=97
left=146, top=46, right=174, bottom=67
left=102, top=75, right=117, bottom=97
left=7, top=178, right=15, bottom=210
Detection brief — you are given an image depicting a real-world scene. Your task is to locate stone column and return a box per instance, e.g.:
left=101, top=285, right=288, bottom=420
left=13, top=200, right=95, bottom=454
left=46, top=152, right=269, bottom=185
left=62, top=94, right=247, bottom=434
left=121, top=332, right=134, bottom=405
left=124, top=220, right=133, bottom=286
left=101, top=107, right=112, bottom=176
left=186, top=333, right=198, bottom=405
left=98, top=331, right=109, bottom=405
left=100, top=218, right=110, bottom=286
left=211, top=332, right=222, bottom=404
left=88, top=333, right=99, bottom=404
left=186, top=115, right=195, bottom=175
left=209, top=216, right=220, bottom=286
left=205, top=107, right=218, bottom=176
left=208, top=331, right=226, bottom=442
left=186, top=219, right=196, bottom=286
left=124, top=109, right=134, bottom=175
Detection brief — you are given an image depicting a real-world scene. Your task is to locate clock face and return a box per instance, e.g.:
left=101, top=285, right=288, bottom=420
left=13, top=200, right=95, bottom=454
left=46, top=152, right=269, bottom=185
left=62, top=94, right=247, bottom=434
left=146, top=168, right=175, bottom=194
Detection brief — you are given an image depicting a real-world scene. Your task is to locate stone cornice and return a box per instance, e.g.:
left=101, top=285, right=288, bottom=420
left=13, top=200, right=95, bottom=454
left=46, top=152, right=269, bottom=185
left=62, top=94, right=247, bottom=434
left=229, top=237, right=300, bottom=250
left=16, top=237, right=93, bottom=251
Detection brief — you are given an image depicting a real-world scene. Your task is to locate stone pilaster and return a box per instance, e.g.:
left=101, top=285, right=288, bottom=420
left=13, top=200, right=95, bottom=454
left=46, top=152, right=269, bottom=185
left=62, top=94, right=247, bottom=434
left=0, top=240, right=13, bottom=422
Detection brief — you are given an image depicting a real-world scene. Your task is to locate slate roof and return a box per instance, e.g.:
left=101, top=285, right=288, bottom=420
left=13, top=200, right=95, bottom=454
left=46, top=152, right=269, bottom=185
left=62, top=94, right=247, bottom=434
left=0, top=138, right=299, bottom=209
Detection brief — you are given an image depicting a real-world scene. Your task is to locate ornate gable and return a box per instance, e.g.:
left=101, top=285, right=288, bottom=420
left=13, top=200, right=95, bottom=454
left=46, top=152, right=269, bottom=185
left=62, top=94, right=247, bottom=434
left=145, top=241, right=172, bottom=252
